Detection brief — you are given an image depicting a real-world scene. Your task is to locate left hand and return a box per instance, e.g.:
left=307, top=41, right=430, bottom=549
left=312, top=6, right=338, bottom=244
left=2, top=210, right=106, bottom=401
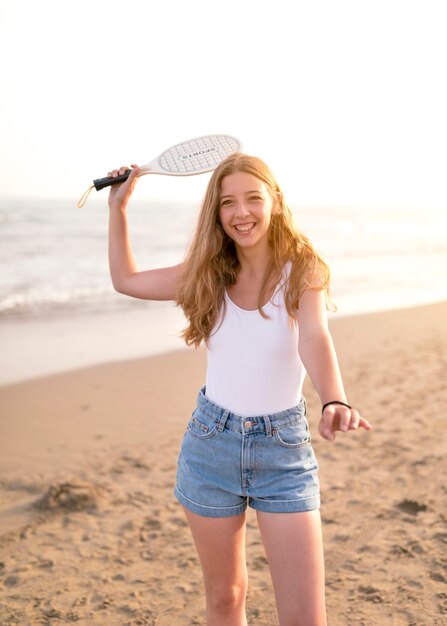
left=318, top=404, right=372, bottom=442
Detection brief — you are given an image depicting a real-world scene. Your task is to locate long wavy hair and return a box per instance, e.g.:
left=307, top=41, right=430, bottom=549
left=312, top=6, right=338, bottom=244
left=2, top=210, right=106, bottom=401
left=176, top=153, right=332, bottom=347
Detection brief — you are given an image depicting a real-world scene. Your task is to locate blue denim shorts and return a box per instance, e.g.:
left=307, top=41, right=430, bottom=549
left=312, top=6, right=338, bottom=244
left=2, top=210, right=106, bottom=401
left=174, top=387, right=320, bottom=517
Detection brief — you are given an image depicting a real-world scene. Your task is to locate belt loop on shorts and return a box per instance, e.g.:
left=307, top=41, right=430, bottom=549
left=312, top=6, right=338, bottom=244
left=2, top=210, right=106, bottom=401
left=217, top=410, right=230, bottom=432
left=263, top=415, right=272, bottom=437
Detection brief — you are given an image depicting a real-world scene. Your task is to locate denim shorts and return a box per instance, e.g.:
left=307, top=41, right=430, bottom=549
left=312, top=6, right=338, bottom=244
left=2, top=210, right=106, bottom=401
left=174, top=387, right=320, bottom=517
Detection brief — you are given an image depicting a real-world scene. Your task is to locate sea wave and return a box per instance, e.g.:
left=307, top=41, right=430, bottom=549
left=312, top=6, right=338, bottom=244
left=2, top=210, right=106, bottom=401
left=1, top=197, right=446, bottom=319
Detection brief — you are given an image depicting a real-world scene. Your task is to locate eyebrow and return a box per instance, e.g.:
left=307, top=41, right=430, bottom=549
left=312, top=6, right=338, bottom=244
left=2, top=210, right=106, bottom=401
left=219, top=190, right=263, bottom=199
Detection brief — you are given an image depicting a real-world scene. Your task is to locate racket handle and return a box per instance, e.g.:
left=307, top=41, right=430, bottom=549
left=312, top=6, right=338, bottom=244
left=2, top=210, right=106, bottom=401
left=93, top=169, right=131, bottom=191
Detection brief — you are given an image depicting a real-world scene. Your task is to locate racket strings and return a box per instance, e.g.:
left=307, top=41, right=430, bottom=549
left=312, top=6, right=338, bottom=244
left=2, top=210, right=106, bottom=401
left=159, top=136, right=240, bottom=174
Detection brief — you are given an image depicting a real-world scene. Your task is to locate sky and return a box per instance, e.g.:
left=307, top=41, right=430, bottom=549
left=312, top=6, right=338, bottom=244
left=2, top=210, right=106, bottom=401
left=0, top=0, right=446, bottom=210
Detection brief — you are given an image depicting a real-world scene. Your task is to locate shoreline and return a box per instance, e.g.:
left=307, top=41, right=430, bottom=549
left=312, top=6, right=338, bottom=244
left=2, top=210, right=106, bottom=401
left=0, top=302, right=187, bottom=386
left=1, top=300, right=446, bottom=624
left=2, top=296, right=447, bottom=386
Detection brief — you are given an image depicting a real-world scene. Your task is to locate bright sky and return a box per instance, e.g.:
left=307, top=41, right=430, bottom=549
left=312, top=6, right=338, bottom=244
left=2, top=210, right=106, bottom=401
left=0, top=0, right=446, bottom=210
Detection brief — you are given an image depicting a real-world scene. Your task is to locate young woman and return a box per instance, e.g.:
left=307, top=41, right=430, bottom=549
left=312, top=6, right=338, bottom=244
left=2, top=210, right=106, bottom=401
left=107, top=153, right=372, bottom=626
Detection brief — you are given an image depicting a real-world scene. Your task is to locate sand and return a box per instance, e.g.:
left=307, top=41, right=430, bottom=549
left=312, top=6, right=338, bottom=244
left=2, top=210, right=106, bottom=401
left=1, top=301, right=446, bottom=625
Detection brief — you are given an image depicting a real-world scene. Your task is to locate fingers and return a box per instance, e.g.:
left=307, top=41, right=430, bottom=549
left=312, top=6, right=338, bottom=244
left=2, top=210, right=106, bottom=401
left=318, top=418, right=336, bottom=442
left=348, top=411, right=373, bottom=432
left=319, top=405, right=372, bottom=442
left=107, top=164, right=141, bottom=209
left=358, top=416, right=373, bottom=431
left=319, top=406, right=339, bottom=441
left=320, top=404, right=342, bottom=440
left=106, top=165, right=141, bottom=177
left=107, top=165, right=132, bottom=178
left=347, top=408, right=360, bottom=430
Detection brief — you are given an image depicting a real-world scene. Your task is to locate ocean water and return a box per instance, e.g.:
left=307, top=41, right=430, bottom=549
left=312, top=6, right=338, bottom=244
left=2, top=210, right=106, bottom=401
left=1, top=196, right=447, bottom=320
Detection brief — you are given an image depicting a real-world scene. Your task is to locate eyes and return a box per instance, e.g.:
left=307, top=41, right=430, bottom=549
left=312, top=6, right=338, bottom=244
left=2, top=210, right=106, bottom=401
left=219, top=194, right=264, bottom=208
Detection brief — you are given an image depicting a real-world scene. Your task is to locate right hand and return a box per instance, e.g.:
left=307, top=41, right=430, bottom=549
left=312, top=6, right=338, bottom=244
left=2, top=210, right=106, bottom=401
left=108, top=163, right=140, bottom=209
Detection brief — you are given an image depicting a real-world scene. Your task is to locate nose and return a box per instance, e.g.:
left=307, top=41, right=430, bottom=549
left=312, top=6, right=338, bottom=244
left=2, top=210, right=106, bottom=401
left=234, top=202, right=250, bottom=218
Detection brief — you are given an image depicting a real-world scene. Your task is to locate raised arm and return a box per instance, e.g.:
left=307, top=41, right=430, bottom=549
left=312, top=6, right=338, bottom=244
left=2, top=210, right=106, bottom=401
left=297, top=287, right=372, bottom=441
left=108, top=165, right=183, bottom=301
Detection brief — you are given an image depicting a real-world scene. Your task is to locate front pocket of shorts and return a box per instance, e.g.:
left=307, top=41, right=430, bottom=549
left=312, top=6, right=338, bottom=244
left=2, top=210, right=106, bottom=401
left=186, top=409, right=218, bottom=440
left=273, top=419, right=310, bottom=449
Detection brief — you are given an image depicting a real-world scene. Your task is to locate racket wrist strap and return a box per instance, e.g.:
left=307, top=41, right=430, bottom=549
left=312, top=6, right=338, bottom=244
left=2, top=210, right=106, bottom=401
left=77, top=185, right=94, bottom=208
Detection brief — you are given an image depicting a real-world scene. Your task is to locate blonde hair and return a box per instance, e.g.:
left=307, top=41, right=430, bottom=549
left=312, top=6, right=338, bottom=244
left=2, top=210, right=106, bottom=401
left=176, top=153, right=332, bottom=347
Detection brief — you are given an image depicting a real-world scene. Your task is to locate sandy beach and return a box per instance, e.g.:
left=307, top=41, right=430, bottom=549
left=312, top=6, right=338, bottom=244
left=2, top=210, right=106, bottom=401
left=1, top=301, right=446, bottom=625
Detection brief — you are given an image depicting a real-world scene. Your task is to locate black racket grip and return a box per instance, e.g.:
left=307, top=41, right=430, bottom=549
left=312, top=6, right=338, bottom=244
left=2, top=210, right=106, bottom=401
left=93, top=169, right=131, bottom=191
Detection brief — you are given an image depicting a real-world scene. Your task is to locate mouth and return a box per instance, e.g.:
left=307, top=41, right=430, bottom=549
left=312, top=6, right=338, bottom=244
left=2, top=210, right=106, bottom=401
left=233, top=222, right=256, bottom=234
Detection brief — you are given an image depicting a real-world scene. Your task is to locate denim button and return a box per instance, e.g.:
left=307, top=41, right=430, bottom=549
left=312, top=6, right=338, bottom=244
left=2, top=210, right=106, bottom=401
left=244, top=421, right=252, bottom=429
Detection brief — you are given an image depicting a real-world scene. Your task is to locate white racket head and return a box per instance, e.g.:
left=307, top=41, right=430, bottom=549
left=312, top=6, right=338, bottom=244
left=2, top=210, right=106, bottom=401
left=82, top=134, right=243, bottom=206
left=139, top=134, right=242, bottom=177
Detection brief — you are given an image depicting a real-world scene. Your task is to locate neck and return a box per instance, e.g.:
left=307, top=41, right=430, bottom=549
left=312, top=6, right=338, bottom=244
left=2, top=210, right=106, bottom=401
left=235, top=241, right=273, bottom=278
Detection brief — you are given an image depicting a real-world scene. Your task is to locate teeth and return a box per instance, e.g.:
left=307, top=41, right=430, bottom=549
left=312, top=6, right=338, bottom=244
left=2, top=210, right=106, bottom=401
left=234, top=223, right=255, bottom=232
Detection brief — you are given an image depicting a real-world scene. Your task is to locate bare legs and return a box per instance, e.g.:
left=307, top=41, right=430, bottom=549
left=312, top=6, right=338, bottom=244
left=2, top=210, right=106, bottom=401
left=257, top=509, right=327, bottom=626
left=183, top=509, right=248, bottom=626
left=183, top=507, right=326, bottom=626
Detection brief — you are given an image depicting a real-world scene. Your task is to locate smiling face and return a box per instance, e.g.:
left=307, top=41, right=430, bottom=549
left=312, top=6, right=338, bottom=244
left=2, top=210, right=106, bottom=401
left=218, top=171, right=274, bottom=253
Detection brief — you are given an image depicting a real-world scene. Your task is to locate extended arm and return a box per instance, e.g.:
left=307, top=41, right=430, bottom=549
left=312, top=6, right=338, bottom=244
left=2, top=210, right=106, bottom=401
left=108, top=165, right=183, bottom=300
left=297, top=288, right=372, bottom=441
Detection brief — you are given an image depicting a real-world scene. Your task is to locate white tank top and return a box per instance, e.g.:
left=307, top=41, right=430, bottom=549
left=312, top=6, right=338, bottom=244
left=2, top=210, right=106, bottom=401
left=205, top=274, right=306, bottom=416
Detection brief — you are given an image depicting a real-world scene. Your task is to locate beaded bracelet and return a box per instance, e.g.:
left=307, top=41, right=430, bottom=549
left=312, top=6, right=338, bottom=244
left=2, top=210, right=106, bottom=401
left=321, top=400, right=352, bottom=415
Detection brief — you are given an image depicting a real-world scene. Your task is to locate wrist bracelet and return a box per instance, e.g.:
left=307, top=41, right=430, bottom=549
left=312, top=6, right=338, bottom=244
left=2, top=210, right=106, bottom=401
left=321, top=400, right=352, bottom=414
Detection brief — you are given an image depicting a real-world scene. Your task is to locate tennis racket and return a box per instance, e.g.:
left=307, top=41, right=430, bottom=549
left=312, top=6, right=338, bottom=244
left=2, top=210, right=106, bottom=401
left=77, top=134, right=242, bottom=207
